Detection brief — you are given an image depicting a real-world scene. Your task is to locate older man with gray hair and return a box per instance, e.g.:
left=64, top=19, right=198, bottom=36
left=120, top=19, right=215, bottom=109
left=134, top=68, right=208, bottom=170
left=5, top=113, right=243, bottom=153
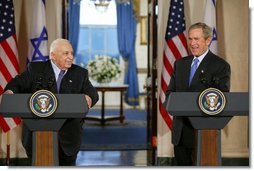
left=3, top=38, right=99, bottom=166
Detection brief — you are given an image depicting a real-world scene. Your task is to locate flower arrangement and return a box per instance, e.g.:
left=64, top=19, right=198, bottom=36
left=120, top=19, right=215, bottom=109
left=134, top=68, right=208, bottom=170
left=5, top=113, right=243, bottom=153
left=87, top=55, right=121, bottom=84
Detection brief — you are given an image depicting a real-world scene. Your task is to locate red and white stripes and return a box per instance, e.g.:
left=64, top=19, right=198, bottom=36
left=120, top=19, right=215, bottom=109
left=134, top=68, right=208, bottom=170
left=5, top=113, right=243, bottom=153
left=0, top=35, right=21, bottom=132
left=159, top=32, right=188, bottom=129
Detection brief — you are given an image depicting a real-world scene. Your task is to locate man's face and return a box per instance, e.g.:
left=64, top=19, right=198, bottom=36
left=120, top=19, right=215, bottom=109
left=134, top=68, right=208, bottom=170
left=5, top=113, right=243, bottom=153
left=188, top=28, right=211, bottom=57
left=51, top=42, right=74, bottom=70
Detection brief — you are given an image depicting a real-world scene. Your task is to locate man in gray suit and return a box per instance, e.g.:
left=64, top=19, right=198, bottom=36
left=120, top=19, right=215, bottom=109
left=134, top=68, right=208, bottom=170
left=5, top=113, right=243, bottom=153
left=4, top=38, right=99, bottom=166
left=165, top=22, right=231, bottom=165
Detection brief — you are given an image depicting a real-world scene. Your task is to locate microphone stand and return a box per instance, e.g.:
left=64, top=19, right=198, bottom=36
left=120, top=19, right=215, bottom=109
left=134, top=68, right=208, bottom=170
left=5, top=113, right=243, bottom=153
left=35, top=77, right=43, bottom=91
left=199, top=70, right=220, bottom=89
left=211, top=76, right=220, bottom=89
left=199, top=70, right=210, bottom=88
left=47, top=76, right=55, bottom=91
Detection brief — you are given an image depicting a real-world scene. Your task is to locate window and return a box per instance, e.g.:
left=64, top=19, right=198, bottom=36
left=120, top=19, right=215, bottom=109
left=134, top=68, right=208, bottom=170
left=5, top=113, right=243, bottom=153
left=75, top=0, right=119, bottom=67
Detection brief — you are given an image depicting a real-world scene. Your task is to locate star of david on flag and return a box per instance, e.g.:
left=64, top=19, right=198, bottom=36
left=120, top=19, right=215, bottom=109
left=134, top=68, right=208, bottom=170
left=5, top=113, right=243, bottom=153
left=204, top=0, right=218, bottom=54
left=27, top=0, right=49, bottom=62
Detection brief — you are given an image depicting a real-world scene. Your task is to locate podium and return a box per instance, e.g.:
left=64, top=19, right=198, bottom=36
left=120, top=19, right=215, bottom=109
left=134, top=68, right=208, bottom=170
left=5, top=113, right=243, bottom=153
left=0, top=93, right=88, bottom=166
left=165, top=92, right=248, bottom=166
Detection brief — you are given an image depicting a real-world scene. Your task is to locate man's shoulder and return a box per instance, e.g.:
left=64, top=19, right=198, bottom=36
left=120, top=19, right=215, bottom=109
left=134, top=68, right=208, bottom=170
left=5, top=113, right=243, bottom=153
left=181, top=55, right=193, bottom=60
left=28, top=60, right=50, bottom=71
left=208, top=51, right=230, bottom=66
left=69, top=64, right=88, bottom=74
left=175, top=55, right=192, bottom=64
left=28, top=60, right=48, bottom=66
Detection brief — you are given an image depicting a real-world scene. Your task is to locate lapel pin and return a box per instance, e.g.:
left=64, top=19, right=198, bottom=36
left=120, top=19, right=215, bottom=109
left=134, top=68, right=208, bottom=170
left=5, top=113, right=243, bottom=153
left=69, top=80, right=72, bottom=83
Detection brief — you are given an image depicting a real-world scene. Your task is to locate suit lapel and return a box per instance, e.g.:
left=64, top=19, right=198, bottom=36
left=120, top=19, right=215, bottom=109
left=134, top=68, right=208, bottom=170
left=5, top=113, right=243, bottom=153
left=43, top=63, right=76, bottom=93
left=189, top=52, right=211, bottom=87
left=43, top=61, right=57, bottom=93
left=61, top=72, right=70, bottom=93
left=60, top=67, right=75, bottom=93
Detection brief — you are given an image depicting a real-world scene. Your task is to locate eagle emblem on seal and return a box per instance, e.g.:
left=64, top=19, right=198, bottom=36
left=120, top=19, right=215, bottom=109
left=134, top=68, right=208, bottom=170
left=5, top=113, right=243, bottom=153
left=198, top=88, right=226, bottom=115
left=205, top=93, right=221, bottom=111
left=35, top=94, right=52, bottom=113
left=29, top=90, right=58, bottom=117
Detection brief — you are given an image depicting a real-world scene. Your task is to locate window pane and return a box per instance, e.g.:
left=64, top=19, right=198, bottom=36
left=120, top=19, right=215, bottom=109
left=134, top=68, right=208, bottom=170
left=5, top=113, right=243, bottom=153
left=106, top=28, right=119, bottom=57
left=76, top=27, right=90, bottom=66
left=91, top=28, right=104, bottom=53
left=76, top=0, right=119, bottom=67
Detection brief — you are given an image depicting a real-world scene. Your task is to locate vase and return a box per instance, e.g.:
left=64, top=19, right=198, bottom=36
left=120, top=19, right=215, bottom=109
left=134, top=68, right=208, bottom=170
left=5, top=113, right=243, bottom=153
left=97, top=79, right=112, bottom=86
left=99, top=82, right=110, bottom=86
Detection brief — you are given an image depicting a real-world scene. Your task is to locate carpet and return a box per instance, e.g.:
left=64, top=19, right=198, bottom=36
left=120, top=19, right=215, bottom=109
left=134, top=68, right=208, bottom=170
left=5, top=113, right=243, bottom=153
left=80, top=108, right=147, bottom=150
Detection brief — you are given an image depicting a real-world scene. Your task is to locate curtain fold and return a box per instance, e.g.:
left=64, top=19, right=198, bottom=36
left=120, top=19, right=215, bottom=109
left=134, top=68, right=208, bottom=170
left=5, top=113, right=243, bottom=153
left=117, top=2, right=139, bottom=106
left=68, top=0, right=80, bottom=56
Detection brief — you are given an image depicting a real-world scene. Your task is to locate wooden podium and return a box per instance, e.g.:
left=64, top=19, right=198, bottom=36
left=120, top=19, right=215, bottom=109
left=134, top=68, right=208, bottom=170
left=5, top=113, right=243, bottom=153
left=0, top=94, right=88, bottom=166
left=165, top=92, right=248, bottom=166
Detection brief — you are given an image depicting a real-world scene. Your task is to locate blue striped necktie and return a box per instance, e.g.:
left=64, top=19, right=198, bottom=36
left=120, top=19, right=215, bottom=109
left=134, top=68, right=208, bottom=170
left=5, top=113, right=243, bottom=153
left=57, top=70, right=65, bottom=93
left=189, top=58, right=199, bottom=86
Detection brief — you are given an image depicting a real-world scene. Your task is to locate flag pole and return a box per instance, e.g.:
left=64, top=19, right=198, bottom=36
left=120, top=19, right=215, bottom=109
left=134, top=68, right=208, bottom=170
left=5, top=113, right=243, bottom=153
left=6, top=131, right=10, bottom=166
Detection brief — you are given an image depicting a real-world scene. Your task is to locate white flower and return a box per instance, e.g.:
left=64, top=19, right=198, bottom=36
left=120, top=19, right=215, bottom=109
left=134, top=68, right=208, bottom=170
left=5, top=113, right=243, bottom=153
left=87, top=55, right=121, bottom=83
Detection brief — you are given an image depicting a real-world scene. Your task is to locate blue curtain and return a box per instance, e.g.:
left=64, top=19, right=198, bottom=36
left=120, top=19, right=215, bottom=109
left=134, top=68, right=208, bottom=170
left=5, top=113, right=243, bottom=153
left=68, top=0, right=80, bottom=56
left=116, top=2, right=139, bottom=106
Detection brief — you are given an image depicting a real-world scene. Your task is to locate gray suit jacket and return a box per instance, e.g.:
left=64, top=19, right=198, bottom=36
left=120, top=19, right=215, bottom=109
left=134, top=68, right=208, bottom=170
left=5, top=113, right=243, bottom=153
left=165, top=51, right=231, bottom=146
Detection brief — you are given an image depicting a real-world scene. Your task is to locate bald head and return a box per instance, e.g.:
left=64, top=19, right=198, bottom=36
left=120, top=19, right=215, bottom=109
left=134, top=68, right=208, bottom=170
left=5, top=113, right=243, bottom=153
left=50, top=39, right=72, bottom=57
left=49, top=38, right=74, bottom=70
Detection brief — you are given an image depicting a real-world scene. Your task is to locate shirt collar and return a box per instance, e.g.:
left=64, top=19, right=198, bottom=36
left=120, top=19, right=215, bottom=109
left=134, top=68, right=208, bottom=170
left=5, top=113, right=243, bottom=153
left=193, top=49, right=209, bottom=64
left=50, top=60, right=67, bottom=80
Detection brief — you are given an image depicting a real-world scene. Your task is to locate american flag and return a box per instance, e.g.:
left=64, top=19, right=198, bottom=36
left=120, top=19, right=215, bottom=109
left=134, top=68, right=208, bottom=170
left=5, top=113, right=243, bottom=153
left=0, top=0, right=22, bottom=132
left=159, top=0, right=188, bottom=129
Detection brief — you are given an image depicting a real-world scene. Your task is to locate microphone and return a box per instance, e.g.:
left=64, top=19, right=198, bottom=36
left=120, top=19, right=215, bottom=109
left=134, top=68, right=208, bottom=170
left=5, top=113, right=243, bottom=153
left=211, top=76, right=220, bottom=88
left=199, top=69, right=209, bottom=88
left=47, top=76, right=55, bottom=91
left=35, top=76, right=43, bottom=90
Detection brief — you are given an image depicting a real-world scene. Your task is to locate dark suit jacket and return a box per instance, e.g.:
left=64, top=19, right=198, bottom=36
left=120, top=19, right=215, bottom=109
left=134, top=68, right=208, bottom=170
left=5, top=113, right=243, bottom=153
left=4, top=60, right=99, bottom=156
left=165, top=51, right=231, bottom=146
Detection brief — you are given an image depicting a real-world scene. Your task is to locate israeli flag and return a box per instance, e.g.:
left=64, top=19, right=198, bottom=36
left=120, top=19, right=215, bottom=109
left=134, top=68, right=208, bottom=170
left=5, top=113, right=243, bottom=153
left=27, top=0, right=49, bottom=62
left=204, top=0, right=218, bottom=55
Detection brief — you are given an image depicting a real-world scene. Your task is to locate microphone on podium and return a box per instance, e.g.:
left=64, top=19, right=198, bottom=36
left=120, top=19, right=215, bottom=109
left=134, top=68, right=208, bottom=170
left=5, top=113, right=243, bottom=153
left=35, top=76, right=43, bottom=90
left=199, top=69, right=209, bottom=88
left=199, top=69, right=220, bottom=88
left=47, top=76, right=55, bottom=91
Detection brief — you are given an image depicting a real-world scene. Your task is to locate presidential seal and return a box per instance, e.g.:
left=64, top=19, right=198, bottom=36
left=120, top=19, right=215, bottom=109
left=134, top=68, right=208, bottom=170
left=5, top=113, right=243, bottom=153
left=29, top=90, right=58, bottom=117
left=198, top=88, right=226, bottom=115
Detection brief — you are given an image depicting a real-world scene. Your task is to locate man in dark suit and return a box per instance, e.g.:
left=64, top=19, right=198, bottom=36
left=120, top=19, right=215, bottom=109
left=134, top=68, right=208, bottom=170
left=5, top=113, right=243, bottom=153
left=3, top=38, right=99, bottom=166
left=165, top=22, right=231, bottom=166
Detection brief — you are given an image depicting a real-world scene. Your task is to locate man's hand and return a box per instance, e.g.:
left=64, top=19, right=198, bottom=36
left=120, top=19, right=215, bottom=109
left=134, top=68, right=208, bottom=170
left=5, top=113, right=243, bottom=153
left=4, top=90, right=14, bottom=94
left=0, top=90, right=14, bottom=104
left=85, top=95, right=92, bottom=109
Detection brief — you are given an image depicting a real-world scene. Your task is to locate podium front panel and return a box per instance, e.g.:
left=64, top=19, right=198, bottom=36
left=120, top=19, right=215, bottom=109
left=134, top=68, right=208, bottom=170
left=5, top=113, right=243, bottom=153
left=189, top=117, right=232, bottom=129
left=0, top=94, right=88, bottom=118
left=166, top=92, right=248, bottom=116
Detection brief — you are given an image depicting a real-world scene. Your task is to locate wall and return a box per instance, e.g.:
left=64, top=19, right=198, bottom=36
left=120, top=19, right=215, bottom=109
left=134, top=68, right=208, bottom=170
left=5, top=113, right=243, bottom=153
left=157, top=0, right=249, bottom=158
left=135, top=0, right=148, bottom=109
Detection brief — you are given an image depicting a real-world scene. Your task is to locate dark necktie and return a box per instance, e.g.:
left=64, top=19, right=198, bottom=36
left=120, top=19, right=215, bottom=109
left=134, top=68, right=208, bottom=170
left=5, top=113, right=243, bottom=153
left=57, top=70, right=65, bottom=93
left=189, top=58, right=199, bottom=86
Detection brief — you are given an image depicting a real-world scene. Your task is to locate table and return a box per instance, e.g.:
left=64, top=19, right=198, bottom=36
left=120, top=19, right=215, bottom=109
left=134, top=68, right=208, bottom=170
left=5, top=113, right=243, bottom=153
left=85, top=84, right=128, bottom=125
